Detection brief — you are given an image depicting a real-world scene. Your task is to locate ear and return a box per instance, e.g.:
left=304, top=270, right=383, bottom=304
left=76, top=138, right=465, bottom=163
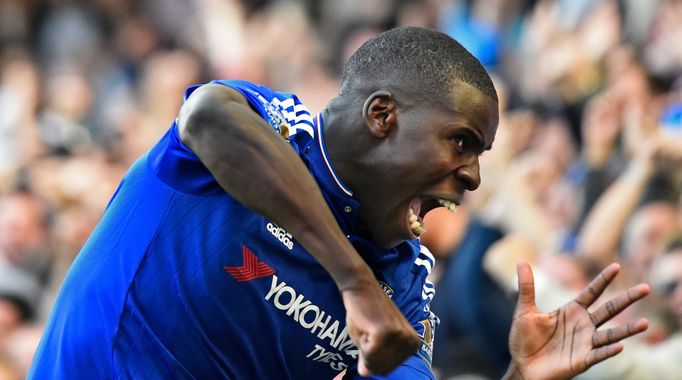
left=362, top=91, right=397, bottom=139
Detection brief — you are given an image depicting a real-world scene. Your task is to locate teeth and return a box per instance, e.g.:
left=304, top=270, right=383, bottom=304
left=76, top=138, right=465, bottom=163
left=409, top=212, right=418, bottom=223
left=408, top=208, right=426, bottom=236
left=437, top=198, right=458, bottom=213
left=408, top=199, right=457, bottom=238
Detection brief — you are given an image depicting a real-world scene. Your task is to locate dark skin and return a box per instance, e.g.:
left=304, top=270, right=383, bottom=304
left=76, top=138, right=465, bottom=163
left=179, top=78, right=649, bottom=378
left=325, top=81, right=495, bottom=248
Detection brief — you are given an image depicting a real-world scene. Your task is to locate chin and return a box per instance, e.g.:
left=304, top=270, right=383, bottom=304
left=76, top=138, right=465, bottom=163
left=362, top=213, right=412, bottom=248
left=369, top=228, right=411, bottom=249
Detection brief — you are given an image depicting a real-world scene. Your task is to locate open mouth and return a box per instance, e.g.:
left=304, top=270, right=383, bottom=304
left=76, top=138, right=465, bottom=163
left=407, top=197, right=459, bottom=238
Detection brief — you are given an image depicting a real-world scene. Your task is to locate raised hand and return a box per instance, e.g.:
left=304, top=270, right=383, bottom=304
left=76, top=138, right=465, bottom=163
left=505, top=263, right=650, bottom=380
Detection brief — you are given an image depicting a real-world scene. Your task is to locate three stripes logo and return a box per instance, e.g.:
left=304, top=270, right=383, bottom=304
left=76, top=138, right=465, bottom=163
left=224, top=245, right=275, bottom=282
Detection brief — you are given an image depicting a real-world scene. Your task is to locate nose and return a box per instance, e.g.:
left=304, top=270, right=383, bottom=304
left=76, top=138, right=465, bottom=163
left=455, top=156, right=481, bottom=191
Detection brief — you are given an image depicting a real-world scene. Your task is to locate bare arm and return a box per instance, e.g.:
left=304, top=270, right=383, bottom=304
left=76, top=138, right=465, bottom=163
left=577, top=160, right=653, bottom=266
left=178, top=84, right=418, bottom=375
left=577, top=98, right=668, bottom=267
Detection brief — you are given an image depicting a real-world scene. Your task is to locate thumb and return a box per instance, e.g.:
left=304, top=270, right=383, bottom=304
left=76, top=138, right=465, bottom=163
left=355, top=332, right=373, bottom=377
left=357, top=354, right=371, bottom=377
left=515, top=262, right=536, bottom=314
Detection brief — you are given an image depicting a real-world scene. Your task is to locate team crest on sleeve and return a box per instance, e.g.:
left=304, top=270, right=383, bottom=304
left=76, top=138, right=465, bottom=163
left=377, top=281, right=394, bottom=298
left=417, top=316, right=437, bottom=368
left=278, top=122, right=290, bottom=140
left=247, top=89, right=315, bottom=140
left=259, top=97, right=290, bottom=139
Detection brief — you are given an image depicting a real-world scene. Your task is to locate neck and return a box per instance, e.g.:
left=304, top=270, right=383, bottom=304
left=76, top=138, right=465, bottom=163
left=321, top=98, right=371, bottom=197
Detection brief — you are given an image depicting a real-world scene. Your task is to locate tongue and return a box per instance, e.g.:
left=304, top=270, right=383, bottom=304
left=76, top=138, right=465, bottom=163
left=409, top=198, right=422, bottom=218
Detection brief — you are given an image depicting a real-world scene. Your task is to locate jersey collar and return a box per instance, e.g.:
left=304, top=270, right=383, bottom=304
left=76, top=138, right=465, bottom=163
left=314, top=113, right=353, bottom=198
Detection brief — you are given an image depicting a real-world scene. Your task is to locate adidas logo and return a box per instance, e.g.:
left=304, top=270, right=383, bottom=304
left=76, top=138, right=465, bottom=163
left=267, top=222, right=294, bottom=250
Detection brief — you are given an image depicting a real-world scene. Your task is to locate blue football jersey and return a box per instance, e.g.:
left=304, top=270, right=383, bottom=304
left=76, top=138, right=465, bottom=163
left=29, top=80, right=438, bottom=380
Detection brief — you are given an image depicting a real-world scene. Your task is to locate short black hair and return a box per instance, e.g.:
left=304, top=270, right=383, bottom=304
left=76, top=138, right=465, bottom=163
left=340, top=26, right=498, bottom=103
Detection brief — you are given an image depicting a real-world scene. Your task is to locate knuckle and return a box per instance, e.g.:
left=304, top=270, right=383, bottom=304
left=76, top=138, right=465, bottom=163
left=626, top=288, right=636, bottom=303
left=587, top=285, right=599, bottom=296
left=606, top=300, right=616, bottom=315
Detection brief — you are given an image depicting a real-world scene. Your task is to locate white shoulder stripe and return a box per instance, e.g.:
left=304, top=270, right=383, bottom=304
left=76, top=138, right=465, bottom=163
left=414, top=257, right=432, bottom=274
left=279, top=98, right=295, bottom=109
left=294, top=123, right=314, bottom=137
left=293, top=104, right=308, bottom=113
left=419, top=245, right=435, bottom=263
left=421, top=289, right=435, bottom=303
left=295, top=113, right=314, bottom=123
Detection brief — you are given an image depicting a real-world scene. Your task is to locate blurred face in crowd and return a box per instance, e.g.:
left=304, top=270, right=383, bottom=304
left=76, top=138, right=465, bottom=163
left=624, top=202, right=679, bottom=281
left=650, top=249, right=682, bottom=326
left=539, top=254, right=588, bottom=294
left=0, top=194, right=47, bottom=264
left=0, top=298, right=22, bottom=345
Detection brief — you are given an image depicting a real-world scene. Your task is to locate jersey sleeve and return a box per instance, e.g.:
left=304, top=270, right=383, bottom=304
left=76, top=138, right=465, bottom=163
left=341, top=241, right=439, bottom=380
left=401, top=243, right=439, bottom=370
left=343, top=355, right=436, bottom=379
left=149, top=80, right=314, bottom=195
left=186, top=79, right=315, bottom=145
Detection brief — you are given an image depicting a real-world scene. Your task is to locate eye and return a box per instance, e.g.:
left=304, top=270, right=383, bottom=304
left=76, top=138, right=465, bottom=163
left=452, top=135, right=466, bottom=151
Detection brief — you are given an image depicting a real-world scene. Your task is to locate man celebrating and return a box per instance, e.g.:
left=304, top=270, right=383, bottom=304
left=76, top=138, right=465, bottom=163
left=30, top=27, right=649, bottom=379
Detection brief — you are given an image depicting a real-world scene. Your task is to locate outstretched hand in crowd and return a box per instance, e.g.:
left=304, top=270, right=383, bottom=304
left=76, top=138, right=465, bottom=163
left=504, top=263, right=650, bottom=380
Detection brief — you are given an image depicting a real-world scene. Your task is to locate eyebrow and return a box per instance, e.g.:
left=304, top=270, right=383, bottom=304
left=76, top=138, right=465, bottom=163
left=460, top=125, right=488, bottom=152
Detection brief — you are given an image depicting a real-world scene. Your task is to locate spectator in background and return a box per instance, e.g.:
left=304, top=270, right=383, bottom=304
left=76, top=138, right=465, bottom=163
left=0, top=0, right=679, bottom=378
left=0, top=50, right=42, bottom=191
left=621, top=202, right=680, bottom=282
left=38, top=69, right=94, bottom=156
left=0, top=192, right=53, bottom=288
left=651, top=232, right=682, bottom=332
left=0, top=264, right=40, bottom=343
left=0, top=263, right=41, bottom=380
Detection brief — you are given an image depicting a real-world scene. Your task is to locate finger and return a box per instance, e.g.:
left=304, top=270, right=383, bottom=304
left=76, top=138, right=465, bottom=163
left=357, top=356, right=371, bottom=377
left=585, top=343, right=623, bottom=367
left=591, top=319, right=649, bottom=348
left=574, top=263, right=620, bottom=308
left=355, top=329, right=417, bottom=376
left=589, top=284, right=650, bottom=327
left=353, top=328, right=372, bottom=376
left=515, top=262, right=536, bottom=314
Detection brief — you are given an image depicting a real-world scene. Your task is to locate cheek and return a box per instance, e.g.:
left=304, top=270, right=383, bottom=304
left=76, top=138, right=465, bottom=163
left=423, top=148, right=456, bottom=173
left=394, top=138, right=455, bottom=181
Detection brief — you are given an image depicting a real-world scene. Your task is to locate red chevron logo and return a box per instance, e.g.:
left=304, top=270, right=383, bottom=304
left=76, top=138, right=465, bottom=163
left=224, top=245, right=276, bottom=282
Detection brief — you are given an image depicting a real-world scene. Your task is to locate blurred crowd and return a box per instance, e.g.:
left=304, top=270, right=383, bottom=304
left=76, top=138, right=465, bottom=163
left=0, top=0, right=680, bottom=379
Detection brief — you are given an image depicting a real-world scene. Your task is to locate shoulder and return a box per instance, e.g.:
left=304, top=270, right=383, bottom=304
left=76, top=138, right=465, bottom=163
left=187, top=80, right=315, bottom=141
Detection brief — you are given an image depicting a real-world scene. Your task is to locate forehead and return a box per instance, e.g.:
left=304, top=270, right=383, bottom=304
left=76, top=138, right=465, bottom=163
left=438, top=80, right=499, bottom=147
